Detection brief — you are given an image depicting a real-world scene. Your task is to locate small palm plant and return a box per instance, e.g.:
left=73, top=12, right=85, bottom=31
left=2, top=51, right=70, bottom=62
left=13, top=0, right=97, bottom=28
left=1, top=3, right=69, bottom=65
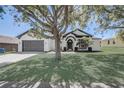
left=76, top=37, right=92, bottom=49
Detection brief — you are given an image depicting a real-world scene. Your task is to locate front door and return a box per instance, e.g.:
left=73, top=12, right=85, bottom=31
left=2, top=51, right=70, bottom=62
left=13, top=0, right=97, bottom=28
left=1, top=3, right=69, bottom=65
left=67, top=39, right=73, bottom=50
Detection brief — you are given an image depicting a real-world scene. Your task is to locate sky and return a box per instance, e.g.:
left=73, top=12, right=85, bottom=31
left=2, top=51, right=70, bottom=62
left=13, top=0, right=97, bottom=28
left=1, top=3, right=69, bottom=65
left=0, top=8, right=31, bottom=37
left=0, top=6, right=116, bottom=39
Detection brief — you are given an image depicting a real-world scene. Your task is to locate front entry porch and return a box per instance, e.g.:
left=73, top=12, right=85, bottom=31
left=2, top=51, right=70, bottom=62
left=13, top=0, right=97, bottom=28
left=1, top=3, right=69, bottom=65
left=67, top=39, right=73, bottom=51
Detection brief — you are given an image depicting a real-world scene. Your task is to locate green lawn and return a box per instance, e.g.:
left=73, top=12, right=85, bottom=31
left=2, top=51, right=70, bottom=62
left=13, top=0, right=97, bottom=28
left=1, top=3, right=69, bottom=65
left=0, top=46, right=124, bottom=87
left=102, top=46, right=124, bottom=54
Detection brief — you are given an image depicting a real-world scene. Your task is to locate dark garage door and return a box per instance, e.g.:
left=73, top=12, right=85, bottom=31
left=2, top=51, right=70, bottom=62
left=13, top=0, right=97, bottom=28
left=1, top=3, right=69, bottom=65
left=22, top=40, right=44, bottom=51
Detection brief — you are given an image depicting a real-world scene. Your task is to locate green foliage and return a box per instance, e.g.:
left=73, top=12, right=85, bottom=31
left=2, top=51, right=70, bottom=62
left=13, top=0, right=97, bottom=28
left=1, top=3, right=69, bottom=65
left=116, top=30, right=124, bottom=42
left=76, top=37, right=91, bottom=47
left=12, top=5, right=92, bottom=38
left=92, top=5, right=124, bottom=32
left=2, top=5, right=124, bottom=36
left=0, top=6, right=5, bottom=19
left=83, top=37, right=92, bottom=45
left=0, top=6, right=4, bottom=13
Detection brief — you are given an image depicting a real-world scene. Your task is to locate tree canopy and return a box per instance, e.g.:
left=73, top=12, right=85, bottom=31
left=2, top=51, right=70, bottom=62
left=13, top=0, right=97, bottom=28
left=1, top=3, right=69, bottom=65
left=91, top=5, right=124, bottom=32
left=13, top=6, right=91, bottom=38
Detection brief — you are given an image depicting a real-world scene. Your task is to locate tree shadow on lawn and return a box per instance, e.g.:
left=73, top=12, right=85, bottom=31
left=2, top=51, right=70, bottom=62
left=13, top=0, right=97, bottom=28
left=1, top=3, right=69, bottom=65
left=0, top=54, right=124, bottom=88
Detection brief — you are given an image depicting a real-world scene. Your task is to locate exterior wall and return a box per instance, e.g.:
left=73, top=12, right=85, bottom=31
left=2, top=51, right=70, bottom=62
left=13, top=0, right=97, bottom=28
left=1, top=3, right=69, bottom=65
left=90, top=39, right=101, bottom=51
left=61, top=30, right=89, bottom=50
left=18, top=40, right=22, bottom=52
left=48, top=39, right=55, bottom=51
left=19, top=34, right=41, bottom=40
left=44, top=39, right=55, bottom=51
left=61, top=33, right=101, bottom=51
left=18, top=30, right=101, bottom=52
left=44, top=39, right=49, bottom=51
left=101, top=38, right=124, bottom=47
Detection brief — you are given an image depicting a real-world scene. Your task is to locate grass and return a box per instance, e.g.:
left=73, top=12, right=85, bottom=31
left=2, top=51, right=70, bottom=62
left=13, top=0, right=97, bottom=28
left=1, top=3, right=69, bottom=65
left=0, top=46, right=124, bottom=87
left=101, top=46, right=124, bottom=54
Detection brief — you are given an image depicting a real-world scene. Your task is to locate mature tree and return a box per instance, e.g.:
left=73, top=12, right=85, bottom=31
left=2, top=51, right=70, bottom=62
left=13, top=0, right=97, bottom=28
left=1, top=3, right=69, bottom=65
left=2, top=5, right=123, bottom=59
left=12, top=5, right=91, bottom=61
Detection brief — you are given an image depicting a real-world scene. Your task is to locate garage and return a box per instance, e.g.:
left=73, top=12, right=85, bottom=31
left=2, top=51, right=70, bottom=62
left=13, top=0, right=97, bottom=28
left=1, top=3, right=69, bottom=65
left=22, top=40, right=44, bottom=52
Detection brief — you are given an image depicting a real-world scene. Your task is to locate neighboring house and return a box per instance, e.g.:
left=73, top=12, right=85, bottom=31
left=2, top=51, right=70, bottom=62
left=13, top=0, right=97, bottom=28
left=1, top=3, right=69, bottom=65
left=0, top=35, right=19, bottom=52
left=17, top=28, right=101, bottom=52
left=101, top=38, right=124, bottom=47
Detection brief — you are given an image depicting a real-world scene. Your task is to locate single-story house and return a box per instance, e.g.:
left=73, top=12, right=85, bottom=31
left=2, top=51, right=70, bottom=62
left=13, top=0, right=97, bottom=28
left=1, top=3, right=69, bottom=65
left=17, top=28, right=101, bottom=52
left=0, top=35, right=18, bottom=52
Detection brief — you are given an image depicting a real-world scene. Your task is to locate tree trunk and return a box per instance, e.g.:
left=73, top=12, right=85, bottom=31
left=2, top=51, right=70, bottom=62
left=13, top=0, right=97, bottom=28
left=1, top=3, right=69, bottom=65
left=55, top=35, right=61, bottom=61
left=52, top=6, right=61, bottom=61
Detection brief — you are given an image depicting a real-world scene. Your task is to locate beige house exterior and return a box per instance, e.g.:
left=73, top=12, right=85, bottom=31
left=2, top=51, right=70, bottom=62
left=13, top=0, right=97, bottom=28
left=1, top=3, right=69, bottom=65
left=17, top=31, right=55, bottom=52
left=62, top=29, right=101, bottom=51
left=101, top=38, right=124, bottom=47
left=17, top=29, right=101, bottom=52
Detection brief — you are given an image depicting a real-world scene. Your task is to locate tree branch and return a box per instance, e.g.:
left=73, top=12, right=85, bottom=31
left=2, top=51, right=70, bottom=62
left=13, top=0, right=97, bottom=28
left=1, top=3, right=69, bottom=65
left=108, top=26, right=124, bottom=29
left=15, top=6, right=52, bottom=29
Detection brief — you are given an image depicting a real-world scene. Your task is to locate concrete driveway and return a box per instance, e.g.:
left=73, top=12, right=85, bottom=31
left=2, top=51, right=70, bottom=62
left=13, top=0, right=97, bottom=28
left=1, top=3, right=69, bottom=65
left=0, top=52, right=38, bottom=67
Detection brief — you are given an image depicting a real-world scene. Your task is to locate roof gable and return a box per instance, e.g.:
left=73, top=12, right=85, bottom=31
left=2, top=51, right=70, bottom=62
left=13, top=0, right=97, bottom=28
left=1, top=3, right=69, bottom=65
left=63, top=29, right=92, bottom=37
left=16, top=28, right=35, bottom=39
left=73, top=29, right=92, bottom=36
left=16, top=30, right=30, bottom=39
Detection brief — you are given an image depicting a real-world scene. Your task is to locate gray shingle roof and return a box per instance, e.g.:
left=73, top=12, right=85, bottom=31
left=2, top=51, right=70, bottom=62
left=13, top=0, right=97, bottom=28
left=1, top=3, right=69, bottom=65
left=63, top=28, right=92, bottom=37
left=0, top=35, right=19, bottom=44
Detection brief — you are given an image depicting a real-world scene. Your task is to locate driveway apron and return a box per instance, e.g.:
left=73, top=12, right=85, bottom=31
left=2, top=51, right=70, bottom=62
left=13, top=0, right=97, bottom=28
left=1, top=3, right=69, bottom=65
left=0, top=53, right=37, bottom=67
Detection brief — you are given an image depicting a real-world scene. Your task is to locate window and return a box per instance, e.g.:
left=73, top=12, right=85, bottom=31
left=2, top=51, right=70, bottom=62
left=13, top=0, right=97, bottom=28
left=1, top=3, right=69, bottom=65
left=113, top=40, right=116, bottom=44
left=78, top=39, right=83, bottom=43
left=100, top=41, right=101, bottom=47
left=78, top=39, right=87, bottom=48
left=108, top=40, right=110, bottom=45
